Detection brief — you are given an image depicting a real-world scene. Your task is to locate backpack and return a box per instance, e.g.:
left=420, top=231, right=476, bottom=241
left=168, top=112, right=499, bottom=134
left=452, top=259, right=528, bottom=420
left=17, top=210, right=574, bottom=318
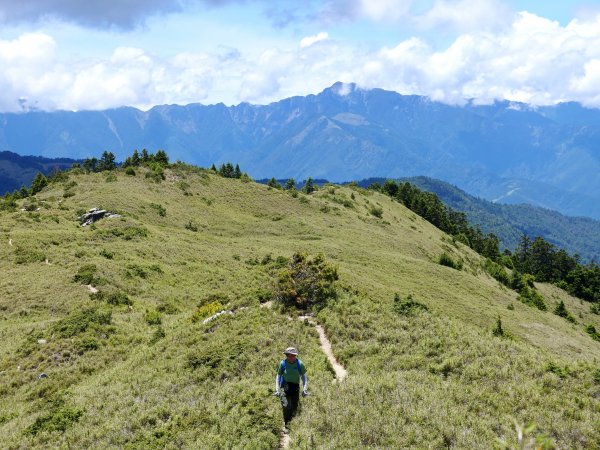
left=279, top=359, right=301, bottom=388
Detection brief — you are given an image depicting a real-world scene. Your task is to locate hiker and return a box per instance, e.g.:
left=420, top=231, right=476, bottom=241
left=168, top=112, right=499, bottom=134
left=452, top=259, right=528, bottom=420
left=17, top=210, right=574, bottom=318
left=274, top=347, right=308, bottom=425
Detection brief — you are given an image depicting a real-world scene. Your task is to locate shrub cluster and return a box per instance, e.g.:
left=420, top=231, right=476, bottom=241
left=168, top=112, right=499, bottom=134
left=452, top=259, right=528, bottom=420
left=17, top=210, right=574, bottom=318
left=274, top=252, right=338, bottom=309
left=393, top=294, right=429, bottom=315
left=439, top=252, right=463, bottom=270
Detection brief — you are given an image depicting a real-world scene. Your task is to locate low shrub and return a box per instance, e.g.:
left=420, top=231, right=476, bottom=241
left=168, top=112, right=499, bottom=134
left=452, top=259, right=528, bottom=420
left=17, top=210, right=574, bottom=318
left=191, top=301, right=224, bottom=323
left=274, top=252, right=338, bottom=309
left=393, top=294, right=429, bottom=315
left=125, top=167, right=136, bottom=176
left=185, top=220, right=199, bottom=232
left=73, top=264, right=98, bottom=285
left=24, top=406, right=83, bottom=436
left=517, top=287, right=547, bottom=311
left=483, top=258, right=510, bottom=286
left=585, top=324, right=600, bottom=341
left=91, top=290, right=131, bottom=306
left=145, top=309, right=162, bottom=325
left=369, top=205, right=383, bottom=218
left=14, top=246, right=46, bottom=264
left=439, top=252, right=463, bottom=270
left=52, top=308, right=112, bottom=338
left=99, top=248, right=114, bottom=259
left=150, top=203, right=167, bottom=217
left=553, top=300, right=576, bottom=323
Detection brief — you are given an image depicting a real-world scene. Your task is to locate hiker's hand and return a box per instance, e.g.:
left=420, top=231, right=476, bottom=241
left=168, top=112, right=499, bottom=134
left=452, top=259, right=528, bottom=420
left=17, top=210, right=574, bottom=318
left=274, top=390, right=281, bottom=397
left=302, top=390, right=309, bottom=397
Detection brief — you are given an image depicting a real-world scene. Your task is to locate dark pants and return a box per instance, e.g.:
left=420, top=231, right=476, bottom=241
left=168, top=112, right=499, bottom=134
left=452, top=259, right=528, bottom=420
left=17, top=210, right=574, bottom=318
left=281, top=382, right=300, bottom=424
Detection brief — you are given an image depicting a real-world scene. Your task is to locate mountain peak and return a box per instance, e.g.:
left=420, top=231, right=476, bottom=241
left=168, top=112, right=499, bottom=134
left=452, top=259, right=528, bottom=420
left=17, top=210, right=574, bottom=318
left=323, top=81, right=359, bottom=96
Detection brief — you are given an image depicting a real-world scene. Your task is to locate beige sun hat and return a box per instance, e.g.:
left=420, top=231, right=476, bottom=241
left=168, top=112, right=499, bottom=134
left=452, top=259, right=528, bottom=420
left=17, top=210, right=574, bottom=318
left=283, top=347, right=298, bottom=356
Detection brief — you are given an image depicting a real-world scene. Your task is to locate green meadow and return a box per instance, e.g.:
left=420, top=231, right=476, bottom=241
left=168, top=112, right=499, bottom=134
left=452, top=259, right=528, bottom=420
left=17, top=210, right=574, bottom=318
left=0, top=165, right=599, bottom=449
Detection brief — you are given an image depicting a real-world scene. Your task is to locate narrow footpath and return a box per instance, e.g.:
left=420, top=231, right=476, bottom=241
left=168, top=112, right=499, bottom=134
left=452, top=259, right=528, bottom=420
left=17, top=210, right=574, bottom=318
left=199, top=303, right=348, bottom=450
left=278, top=314, right=348, bottom=449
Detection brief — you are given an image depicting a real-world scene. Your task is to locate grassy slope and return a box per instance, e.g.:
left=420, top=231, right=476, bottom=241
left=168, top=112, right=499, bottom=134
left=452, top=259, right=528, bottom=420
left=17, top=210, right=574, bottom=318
left=0, top=166, right=599, bottom=449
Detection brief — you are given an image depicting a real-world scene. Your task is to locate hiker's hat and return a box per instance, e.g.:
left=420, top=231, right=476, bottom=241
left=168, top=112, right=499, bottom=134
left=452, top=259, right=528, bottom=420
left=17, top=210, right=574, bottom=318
left=283, top=347, right=298, bottom=356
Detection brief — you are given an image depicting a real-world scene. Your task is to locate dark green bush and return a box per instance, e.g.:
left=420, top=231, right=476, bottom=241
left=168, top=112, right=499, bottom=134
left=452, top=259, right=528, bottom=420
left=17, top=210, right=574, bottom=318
left=150, top=203, right=167, bottom=217
left=585, top=324, right=600, bottom=341
left=24, top=406, right=83, bottom=436
left=439, top=253, right=463, bottom=270
left=91, top=290, right=131, bottom=306
left=483, top=259, right=510, bottom=286
left=52, top=308, right=112, bottom=338
left=393, top=293, right=428, bottom=315
left=274, top=252, right=338, bottom=309
left=14, top=246, right=46, bottom=264
left=369, top=205, right=383, bottom=218
left=553, top=300, right=576, bottom=323
left=492, top=317, right=504, bottom=337
left=75, top=336, right=99, bottom=353
left=125, top=167, right=136, bottom=176
left=517, top=287, right=547, bottom=311
left=73, top=264, right=98, bottom=285
left=145, top=309, right=162, bottom=325
left=99, top=248, right=114, bottom=259
left=185, top=220, right=199, bottom=232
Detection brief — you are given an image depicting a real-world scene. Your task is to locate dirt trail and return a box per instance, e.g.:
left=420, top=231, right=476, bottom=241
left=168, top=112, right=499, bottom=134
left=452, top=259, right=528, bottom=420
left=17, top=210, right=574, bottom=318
left=86, top=285, right=99, bottom=294
left=298, top=315, right=348, bottom=382
left=280, top=428, right=290, bottom=449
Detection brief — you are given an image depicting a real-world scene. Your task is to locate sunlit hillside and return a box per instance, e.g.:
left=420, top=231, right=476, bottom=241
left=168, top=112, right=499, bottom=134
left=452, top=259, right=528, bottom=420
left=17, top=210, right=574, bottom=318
left=1, top=164, right=598, bottom=449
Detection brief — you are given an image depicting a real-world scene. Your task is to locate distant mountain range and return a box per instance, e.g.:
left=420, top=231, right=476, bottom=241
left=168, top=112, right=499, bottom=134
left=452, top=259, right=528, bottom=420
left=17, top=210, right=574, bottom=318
left=1, top=82, right=600, bottom=218
left=358, top=176, right=600, bottom=263
left=0, top=151, right=77, bottom=194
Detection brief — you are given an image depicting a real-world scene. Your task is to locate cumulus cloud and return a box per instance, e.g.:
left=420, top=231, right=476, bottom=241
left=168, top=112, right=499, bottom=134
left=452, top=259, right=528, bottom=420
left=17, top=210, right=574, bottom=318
left=3, top=12, right=600, bottom=111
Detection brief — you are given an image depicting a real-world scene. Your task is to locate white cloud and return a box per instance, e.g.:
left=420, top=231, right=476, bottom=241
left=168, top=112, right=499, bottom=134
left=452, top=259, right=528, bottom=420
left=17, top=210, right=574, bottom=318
left=300, top=32, right=329, bottom=48
left=415, top=0, right=513, bottom=32
left=4, top=11, right=600, bottom=111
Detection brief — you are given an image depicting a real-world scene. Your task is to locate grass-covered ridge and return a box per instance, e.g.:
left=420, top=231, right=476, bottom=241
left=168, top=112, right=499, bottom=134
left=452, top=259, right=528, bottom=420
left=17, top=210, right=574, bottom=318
left=0, top=164, right=599, bottom=449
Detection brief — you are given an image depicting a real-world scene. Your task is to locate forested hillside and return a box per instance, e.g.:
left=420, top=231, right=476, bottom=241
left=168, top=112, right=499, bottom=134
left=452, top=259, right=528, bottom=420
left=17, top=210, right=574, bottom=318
left=1, top=158, right=599, bottom=449
left=358, top=176, right=600, bottom=263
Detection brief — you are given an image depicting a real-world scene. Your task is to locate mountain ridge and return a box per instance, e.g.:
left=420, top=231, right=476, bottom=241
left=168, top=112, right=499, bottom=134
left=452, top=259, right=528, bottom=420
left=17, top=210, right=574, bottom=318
left=1, top=82, right=600, bottom=218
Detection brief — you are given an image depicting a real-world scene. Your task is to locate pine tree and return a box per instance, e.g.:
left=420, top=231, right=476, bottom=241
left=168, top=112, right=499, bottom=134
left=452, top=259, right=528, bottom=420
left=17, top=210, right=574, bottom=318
left=234, top=164, right=242, bottom=179
left=141, top=149, right=150, bottom=163
left=302, top=177, right=315, bottom=194
left=83, top=157, right=98, bottom=173
left=97, top=151, right=117, bottom=171
left=284, top=178, right=296, bottom=190
left=131, top=149, right=141, bottom=166
left=30, top=172, right=48, bottom=195
left=155, top=149, right=169, bottom=165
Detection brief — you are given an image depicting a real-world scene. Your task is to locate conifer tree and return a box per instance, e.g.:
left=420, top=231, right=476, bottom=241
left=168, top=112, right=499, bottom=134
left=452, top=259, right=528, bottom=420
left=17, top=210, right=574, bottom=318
left=97, top=151, right=116, bottom=171
left=302, top=177, right=315, bottom=194
left=132, top=149, right=141, bottom=166
left=234, top=164, right=242, bottom=179
left=284, top=178, right=296, bottom=190
left=155, top=149, right=169, bottom=165
left=30, top=172, right=48, bottom=195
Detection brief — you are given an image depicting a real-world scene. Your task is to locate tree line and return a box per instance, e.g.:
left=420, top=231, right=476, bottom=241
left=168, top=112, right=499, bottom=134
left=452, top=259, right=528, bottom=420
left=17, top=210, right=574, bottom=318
left=373, top=179, right=599, bottom=305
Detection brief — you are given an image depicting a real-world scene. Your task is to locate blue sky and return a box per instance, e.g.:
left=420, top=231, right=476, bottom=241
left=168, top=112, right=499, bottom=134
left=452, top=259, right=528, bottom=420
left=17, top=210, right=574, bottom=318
left=0, top=1, right=599, bottom=111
